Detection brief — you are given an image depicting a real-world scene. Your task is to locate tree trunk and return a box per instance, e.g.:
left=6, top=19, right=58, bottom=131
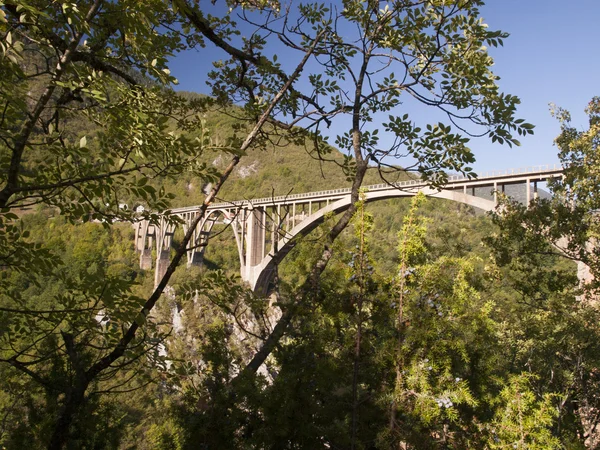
left=47, top=380, right=88, bottom=450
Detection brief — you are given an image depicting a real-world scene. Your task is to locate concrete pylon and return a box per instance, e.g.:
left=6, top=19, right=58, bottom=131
left=134, top=221, right=153, bottom=270
left=246, top=208, right=265, bottom=268
left=154, top=218, right=174, bottom=287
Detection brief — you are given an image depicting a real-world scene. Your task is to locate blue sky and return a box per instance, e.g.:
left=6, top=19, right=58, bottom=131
left=477, top=0, right=599, bottom=172
left=169, top=1, right=599, bottom=173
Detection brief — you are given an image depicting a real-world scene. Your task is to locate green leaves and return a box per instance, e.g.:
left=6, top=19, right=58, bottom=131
left=483, top=99, right=600, bottom=449
left=486, top=374, right=561, bottom=449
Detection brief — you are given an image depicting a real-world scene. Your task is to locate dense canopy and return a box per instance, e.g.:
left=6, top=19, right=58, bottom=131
left=0, top=1, right=598, bottom=448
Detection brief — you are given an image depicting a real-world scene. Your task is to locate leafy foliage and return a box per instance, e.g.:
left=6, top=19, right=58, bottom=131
left=487, top=98, right=600, bottom=448
left=4, top=1, right=588, bottom=449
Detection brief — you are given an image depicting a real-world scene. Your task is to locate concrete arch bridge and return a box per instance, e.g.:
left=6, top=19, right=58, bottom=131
left=134, top=165, right=563, bottom=294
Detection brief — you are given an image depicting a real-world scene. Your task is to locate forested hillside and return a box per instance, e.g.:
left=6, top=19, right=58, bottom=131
left=2, top=1, right=600, bottom=449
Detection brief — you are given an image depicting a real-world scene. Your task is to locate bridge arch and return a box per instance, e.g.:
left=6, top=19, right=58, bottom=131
left=249, top=187, right=496, bottom=295
left=183, top=207, right=244, bottom=269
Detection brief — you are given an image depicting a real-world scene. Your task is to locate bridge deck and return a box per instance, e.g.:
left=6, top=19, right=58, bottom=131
left=169, top=165, right=563, bottom=214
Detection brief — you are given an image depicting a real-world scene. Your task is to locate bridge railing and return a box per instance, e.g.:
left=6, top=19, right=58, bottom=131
left=205, top=164, right=563, bottom=210
left=457, top=163, right=563, bottom=181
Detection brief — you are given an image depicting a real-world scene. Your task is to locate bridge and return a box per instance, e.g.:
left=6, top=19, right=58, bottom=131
left=133, top=165, right=563, bottom=294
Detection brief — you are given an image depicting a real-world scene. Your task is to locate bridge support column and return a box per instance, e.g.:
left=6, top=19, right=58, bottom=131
left=246, top=207, right=265, bottom=268
left=134, top=220, right=154, bottom=270
left=140, top=249, right=153, bottom=270
left=240, top=207, right=270, bottom=292
left=154, top=219, right=175, bottom=287
left=155, top=251, right=170, bottom=287
left=188, top=251, right=204, bottom=267
left=183, top=213, right=208, bottom=269
left=493, top=182, right=498, bottom=204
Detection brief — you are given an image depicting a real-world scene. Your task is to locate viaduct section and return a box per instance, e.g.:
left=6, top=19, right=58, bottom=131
left=133, top=165, right=563, bottom=294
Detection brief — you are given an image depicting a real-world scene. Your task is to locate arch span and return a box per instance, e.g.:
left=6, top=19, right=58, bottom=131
left=184, top=208, right=242, bottom=268
left=250, top=188, right=496, bottom=295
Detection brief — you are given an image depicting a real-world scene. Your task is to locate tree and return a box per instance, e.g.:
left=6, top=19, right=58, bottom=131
left=0, top=0, right=534, bottom=447
left=157, top=192, right=572, bottom=448
left=0, top=0, right=320, bottom=447
left=487, top=98, right=600, bottom=446
left=205, top=0, right=533, bottom=388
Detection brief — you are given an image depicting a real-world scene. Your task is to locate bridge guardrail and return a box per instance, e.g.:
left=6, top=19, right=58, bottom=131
left=204, top=164, right=563, bottom=210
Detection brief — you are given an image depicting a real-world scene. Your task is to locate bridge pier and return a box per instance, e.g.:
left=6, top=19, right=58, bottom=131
left=152, top=218, right=175, bottom=287
left=155, top=252, right=170, bottom=286
left=241, top=208, right=266, bottom=286
left=246, top=208, right=265, bottom=267
left=187, top=251, right=204, bottom=267
left=140, top=249, right=153, bottom=270
left=183, top=214, right=205, bottom=269
left=134, top=221, right=154, bottom=270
